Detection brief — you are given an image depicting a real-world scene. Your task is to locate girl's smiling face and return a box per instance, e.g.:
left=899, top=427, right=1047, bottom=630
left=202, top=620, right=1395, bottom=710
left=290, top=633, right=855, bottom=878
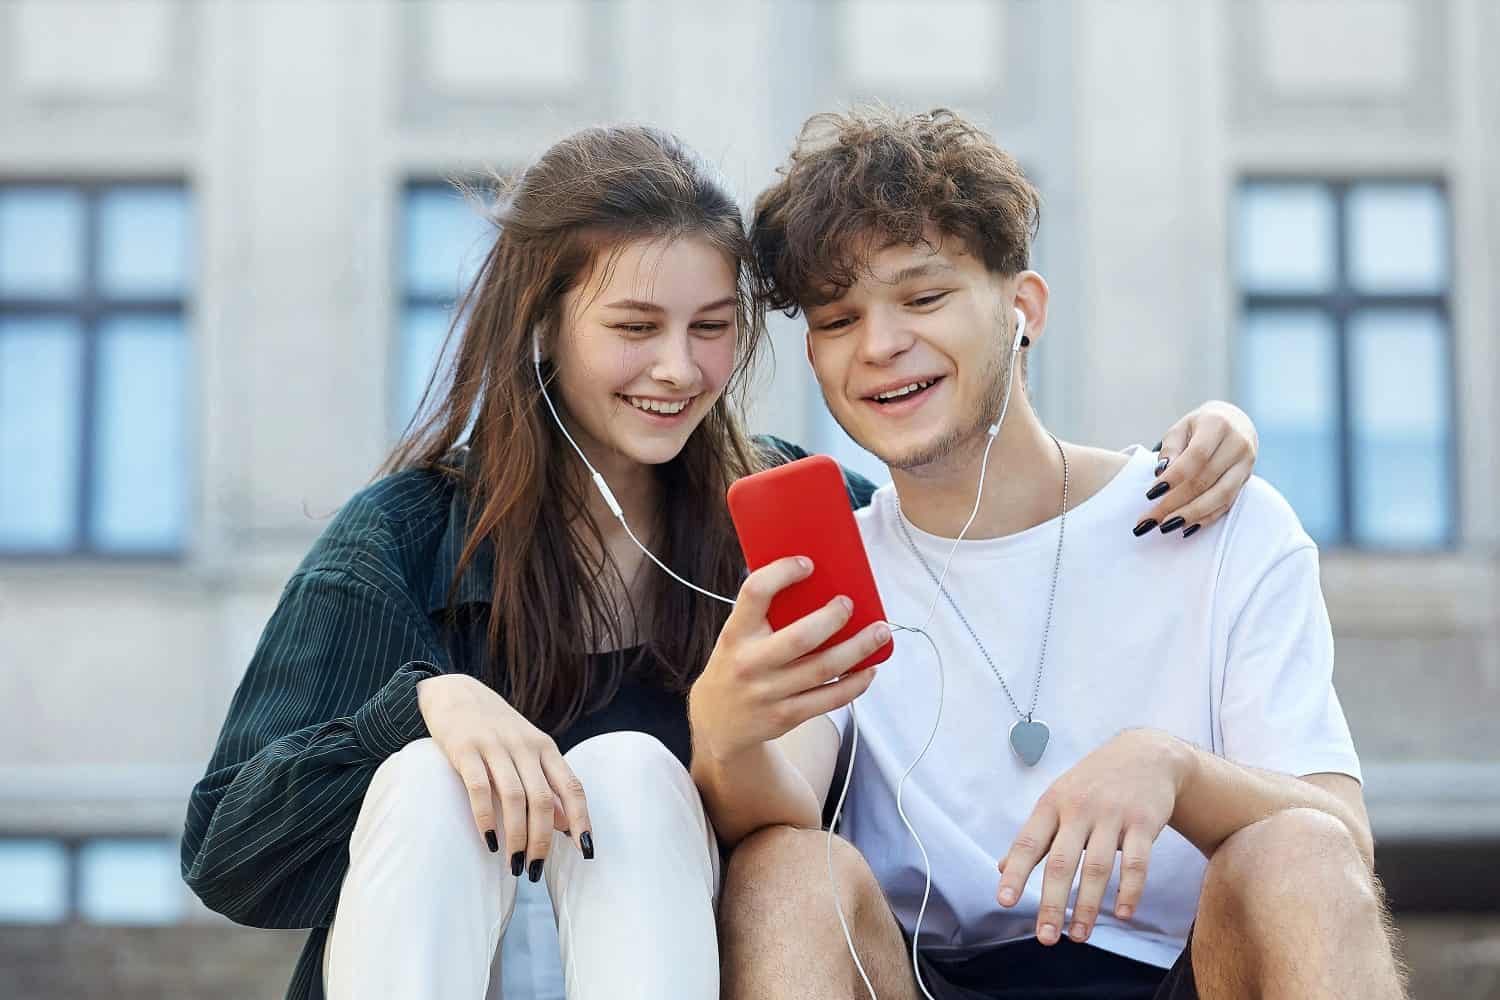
left=549, top=234, right=740, bottom=473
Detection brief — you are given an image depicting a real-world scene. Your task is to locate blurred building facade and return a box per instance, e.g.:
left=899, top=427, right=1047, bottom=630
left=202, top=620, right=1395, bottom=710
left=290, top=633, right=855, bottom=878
left=1, top=1, right=1496, bottom=996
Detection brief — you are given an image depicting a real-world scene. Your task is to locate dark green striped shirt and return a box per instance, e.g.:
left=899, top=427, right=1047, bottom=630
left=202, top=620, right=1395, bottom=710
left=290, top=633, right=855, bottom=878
left=180, top=437, right=875, bottom=1000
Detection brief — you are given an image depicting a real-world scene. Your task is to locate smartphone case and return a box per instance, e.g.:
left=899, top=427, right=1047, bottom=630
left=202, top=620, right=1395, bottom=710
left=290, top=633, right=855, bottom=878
left=727, top=454, right=893, bottom=672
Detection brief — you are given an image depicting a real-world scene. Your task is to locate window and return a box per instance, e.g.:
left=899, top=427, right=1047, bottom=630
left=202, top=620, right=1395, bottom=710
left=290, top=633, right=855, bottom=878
left=76, top=837, right=184, bottom=924
left=1235, top=179, right=1454, bottom=549
left=0, top=182, right=193, bottom=556
left=396, top=181, right=492, bottom=434
left=0, top=836, right=183, bottom=925
left=0, top=838, right=68, bottom=923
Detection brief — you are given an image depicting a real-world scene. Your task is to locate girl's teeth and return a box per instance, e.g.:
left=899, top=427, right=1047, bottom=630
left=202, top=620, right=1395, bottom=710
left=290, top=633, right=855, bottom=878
left=627, top=396, right=690, bottom=414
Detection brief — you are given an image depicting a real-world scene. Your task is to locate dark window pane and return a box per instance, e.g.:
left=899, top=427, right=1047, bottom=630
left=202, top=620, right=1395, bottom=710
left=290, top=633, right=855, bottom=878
left=403, top=186, right=491, bottom=301
left=1239, top=308, right=1342, bottom=542
left=98, top=187, right=193, bottom=299
left=91, top=315, right=189, bottom=551
left=1237, top=182, right=1336, bottom=294
left=1348, top=308, right=1451, bottom=547
left=77, top=839, right=184, bottom=925
left=0, top=187, right=86, bottom=300
left=0, top=318, right=84, bottom=550
left=0, top=839, right=68, bottom=923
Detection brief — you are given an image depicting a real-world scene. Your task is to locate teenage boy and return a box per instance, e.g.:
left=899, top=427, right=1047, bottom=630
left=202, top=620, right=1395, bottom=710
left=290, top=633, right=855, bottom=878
left=689, top=108, right=1404, bottom=999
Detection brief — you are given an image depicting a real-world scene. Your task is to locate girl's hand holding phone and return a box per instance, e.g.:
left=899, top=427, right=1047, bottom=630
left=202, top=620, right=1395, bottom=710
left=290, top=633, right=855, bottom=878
left=688, top=556, right=890, bottom=763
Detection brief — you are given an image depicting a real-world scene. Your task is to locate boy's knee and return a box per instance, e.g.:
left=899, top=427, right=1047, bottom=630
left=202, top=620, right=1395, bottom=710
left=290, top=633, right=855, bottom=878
left=723, top=826, right=878, bottom=921
left=1204, top=808, right=1377, bottom=925
left=728, top=825, right=828, bottom=883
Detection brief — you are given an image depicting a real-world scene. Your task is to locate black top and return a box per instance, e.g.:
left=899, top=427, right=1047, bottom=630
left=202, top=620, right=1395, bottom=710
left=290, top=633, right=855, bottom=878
left=546, top=647, right=691, bottom=767
left=448, top=616, right=692, bottom=768
left=179, top=436, right=876, bottom=1000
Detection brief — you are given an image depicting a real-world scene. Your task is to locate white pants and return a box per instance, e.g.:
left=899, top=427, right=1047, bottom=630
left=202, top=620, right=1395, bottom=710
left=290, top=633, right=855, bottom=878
left=324, top=732, right=721, bottom=999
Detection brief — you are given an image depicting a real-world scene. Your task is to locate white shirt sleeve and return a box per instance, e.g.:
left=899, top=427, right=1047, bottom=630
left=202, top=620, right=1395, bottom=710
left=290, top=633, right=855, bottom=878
left=1217, top=544, right=1362, bottom=782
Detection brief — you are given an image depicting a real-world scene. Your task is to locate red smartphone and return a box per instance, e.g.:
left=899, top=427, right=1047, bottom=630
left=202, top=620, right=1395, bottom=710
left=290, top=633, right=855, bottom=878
left=727, top=454, right=893, bottom=672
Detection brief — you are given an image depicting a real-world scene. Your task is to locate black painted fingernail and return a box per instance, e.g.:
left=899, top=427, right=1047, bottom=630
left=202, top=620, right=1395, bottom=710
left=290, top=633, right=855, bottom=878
left=1154, top=457, right=1169, bottom=477
left=511, top=851, right=525, bottom=877
left=485, top=830, right=498, bottom=853
left=528, top=859, right=545, bottom=882
left=1133, top=518, right=1158, bottom=537
left=1183, top=523, right=1201, bottom=538
left=1152, top=440, right=1163, bottom=452
left=580, top=831, right=594, bottom=860
left=1160, top=516, right=1186, bottom=534
left=1146, top=481, right=1170, bottom=501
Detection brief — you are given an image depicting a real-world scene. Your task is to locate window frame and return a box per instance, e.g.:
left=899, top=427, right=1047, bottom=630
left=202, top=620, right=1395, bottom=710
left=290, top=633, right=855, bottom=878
left=0, top=177, right=192, bottom=561
left=1236, top=175, right=1459, bottom=551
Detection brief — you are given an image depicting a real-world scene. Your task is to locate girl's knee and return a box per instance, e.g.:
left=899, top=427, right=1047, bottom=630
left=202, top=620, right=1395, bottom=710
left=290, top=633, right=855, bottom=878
left=565, top=731, right=688, bottom=794
left=372, top=737, right=452, bottom=792
left=565, top=732, right=707, bottom=845
left=361, top=738, right=473, bottom=838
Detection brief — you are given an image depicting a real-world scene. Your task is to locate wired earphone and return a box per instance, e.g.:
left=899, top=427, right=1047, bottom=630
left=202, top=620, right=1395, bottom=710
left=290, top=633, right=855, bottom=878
left=533, top=308, right=1030, bottom=1000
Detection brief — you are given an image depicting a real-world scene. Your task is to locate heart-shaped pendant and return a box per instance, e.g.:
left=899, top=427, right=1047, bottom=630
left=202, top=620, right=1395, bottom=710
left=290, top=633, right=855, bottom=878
left=1008, top=718, right=1050, bottom=767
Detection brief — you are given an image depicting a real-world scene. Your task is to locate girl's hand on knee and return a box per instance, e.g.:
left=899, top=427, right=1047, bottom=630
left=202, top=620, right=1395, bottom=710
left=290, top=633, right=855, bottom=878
left=417, top=674, right=594, bottom=878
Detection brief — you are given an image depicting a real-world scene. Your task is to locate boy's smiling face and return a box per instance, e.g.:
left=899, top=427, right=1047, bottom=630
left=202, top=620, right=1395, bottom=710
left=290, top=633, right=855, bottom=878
left=802, top=226, right=1037, bottom=473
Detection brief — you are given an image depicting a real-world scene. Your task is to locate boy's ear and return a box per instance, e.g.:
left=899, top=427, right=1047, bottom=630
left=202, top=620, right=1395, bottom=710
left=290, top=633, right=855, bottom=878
left=805, top=329, right=815, bottom=369
left=1012, top=270, right=1050, bottom=349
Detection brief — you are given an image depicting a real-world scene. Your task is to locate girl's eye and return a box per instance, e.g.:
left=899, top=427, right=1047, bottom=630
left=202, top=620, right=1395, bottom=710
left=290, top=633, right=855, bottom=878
left=693, top=321, right=732, bottom=335
left=910, top=291, right=951, bottom=308
left=615, top=323, right=654, bottom=334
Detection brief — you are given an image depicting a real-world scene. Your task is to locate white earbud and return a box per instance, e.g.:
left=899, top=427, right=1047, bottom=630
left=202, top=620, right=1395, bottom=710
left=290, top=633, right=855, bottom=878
left=987, top=309, right=1028, bottom=438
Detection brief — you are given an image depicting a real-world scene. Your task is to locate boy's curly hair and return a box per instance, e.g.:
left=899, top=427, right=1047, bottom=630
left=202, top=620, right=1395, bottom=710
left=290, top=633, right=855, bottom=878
left=751, top=106, right=1041, bottom=316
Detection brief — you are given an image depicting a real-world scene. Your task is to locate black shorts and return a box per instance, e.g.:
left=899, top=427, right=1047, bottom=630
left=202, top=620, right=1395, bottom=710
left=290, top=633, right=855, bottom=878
left=903, top=929, right=1197, bottom=1000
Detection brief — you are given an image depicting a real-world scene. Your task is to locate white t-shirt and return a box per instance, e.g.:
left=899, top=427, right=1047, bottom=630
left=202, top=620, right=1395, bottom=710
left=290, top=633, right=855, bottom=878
left=829, top=445, right=1360, bottom=969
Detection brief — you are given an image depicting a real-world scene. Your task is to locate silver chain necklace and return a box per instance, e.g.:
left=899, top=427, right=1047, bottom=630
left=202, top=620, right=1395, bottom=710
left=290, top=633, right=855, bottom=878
left=894, top=433, right=1068, bottom=766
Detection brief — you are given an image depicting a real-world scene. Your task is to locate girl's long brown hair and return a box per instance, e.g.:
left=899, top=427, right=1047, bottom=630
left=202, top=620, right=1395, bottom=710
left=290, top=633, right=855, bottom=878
left=383, top=125, right=767, bottom=733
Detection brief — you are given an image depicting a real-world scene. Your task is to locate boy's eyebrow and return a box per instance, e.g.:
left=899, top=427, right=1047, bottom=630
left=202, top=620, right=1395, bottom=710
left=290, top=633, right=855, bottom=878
left=884, top=261, right=955, bottom=285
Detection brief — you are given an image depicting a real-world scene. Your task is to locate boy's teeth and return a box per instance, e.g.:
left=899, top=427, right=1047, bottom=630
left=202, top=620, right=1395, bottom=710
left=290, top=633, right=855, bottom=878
left=875, top=379, right=935, bottom=401
left=627, top=395, right=691, bottom=414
